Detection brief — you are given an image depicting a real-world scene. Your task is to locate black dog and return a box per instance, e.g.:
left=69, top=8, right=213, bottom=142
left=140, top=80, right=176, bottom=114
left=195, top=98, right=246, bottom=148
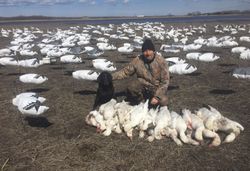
left=93, top=71, right=114, bottom=109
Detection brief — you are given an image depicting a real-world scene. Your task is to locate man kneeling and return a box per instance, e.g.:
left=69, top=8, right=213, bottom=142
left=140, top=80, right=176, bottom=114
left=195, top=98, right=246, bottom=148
left=112, top=39, right=170, bottom=107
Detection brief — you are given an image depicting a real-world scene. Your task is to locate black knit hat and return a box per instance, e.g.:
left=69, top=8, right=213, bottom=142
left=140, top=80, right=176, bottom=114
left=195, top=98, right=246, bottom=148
left=142, top=39, right=155, bottom=52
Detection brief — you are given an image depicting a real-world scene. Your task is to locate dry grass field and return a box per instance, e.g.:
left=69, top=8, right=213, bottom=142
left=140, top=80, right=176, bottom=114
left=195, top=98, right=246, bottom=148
left=0, top=20, right=250, bottom=171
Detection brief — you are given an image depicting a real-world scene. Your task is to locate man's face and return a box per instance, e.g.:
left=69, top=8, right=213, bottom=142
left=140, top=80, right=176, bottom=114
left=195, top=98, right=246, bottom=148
left=143, top=49, right=154, bottom=60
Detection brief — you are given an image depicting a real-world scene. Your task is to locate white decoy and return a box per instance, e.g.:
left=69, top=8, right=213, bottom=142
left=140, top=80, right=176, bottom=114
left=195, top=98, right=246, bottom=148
left=80, top=46, right=95, bottom=53
left=77, top=40, right=90, bottom=46
left=92, top=30, right=102, bottom=35
left=165, top=57, right=186, bottom=65
left=62, top=41, right=75, bottom=47
left=92, top=58, right=111, bottom=64
left=97, top=37, right=109, bottom=43
left=161, top=46, right=180, bottom=53
left=17, top=97, right=49, bottom=116
left=19, top=49, right=38, bottom=56
left=169, top=63, right=197, bottom=75
left=239, top=36, right=250, bottom=42
left=222, top=40, right=238, bottom=47
left=133, top=37, right=143, bottom=44
left=0, top=57, right=19, bottom=66
left=0, top=48, right=12, bottom=56
left=12, top=93, right=48, bottom=116
left=9, top=45, right=21, bottom=52
left=92, top=59, right=116, bottom=71
left=47, top=47, right=70, bottom=57
left=194, top=37, right=207, bottom=45
left=60, top=55, right=82, bottom=63
left=12, top=92, right=46, bottom=106
left=118, top=43, right=134, bottom=53
left=240, top=49, right=250, bottom=59
left=231, top=47, right=248, bottom=54
left=19, top=58, right=43, bottom=68
left=19, top=73, right=48, bottom=84
left=118, top=36, right=129, bottom=40
left=40, top=44, right=56, bottom=55
left=232, top=67, right=250, bottom=79
left=97, top=42, right=117, bottom=51
left=198, top=53, right=220, bottom=62
left=87, top=49, right=104, bottom=57
left=72, top=70, right=100, bottom=80
left=183, top=43, right=202, bottom=51
left=186, top=52, right=219, bottom=62
left=186, top=52, right=202, bottom=60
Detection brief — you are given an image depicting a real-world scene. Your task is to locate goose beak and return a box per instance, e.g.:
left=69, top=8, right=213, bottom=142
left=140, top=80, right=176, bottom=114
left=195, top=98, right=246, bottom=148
left=96, top=126, right=102, bottom=133
left=187, top=122, right=192, bottom=130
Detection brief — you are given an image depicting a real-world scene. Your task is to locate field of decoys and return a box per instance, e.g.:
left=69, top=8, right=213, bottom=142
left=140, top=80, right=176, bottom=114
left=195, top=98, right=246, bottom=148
left=0, top=19, right=250, bottom=170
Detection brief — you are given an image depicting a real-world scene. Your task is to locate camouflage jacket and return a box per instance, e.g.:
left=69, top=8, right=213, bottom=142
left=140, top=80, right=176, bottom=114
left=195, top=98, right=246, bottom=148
left=112, top=53, right=170, bottom=99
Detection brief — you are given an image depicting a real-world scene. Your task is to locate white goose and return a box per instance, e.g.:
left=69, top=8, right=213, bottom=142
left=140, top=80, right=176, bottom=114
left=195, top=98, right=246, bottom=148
left=169, top=111, right=199, bottom=146
left=182, top=108, right=221, bottom=146
left=123, top=100, right=149, bottom=139
left=147, top=106, right=171, bottom=142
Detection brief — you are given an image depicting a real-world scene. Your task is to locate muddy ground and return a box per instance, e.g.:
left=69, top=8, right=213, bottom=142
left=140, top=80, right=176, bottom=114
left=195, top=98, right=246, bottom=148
left=0, top=21, right=250, bottom=171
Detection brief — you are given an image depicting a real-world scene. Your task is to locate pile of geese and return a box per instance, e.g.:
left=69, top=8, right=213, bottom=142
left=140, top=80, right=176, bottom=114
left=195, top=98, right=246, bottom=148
left=86, top=99, right=244, bottom=147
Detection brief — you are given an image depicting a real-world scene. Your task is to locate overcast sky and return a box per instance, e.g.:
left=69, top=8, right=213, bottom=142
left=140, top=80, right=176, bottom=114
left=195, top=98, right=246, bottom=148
left=0, top=0, right=249, bottom=17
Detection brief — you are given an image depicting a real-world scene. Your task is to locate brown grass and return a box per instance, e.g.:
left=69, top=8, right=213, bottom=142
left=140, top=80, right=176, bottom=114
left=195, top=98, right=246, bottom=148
left=0, top=21, right=250, bottom=171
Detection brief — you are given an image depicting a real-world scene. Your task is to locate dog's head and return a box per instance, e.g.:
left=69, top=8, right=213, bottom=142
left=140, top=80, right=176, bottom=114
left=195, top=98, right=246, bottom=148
left=97, top=71, right=113, bottom=86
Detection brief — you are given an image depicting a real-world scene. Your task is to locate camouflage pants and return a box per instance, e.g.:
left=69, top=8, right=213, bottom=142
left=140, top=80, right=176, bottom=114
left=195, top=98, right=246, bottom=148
left=126, top=80, right=168, bottom=106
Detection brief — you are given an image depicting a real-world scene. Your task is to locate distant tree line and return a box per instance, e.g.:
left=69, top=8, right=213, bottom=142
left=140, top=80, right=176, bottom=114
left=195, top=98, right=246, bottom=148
left=0, top=10, right=250, bottom=20
left=0, top=15, right=83, bottom=20
left=187, top=10, right=250, bottom=16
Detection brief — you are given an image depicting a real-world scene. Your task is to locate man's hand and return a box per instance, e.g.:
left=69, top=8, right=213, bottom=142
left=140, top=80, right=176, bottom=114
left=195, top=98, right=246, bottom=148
left=150, top=97, right=159, bottom=105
